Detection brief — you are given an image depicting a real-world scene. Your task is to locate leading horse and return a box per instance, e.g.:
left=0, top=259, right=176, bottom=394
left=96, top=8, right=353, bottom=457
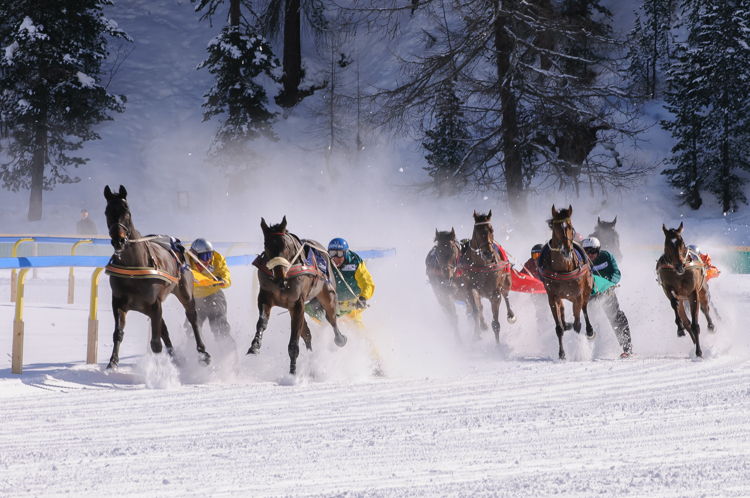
left=657, top=222, right=716, bottom=357
left=103, top=185, right=210, bottom=369
left=538, top=205, right=594, bottom=360
left=248, top=216, right=347, bottom=375
left=461, top=211, right=516, bottom=343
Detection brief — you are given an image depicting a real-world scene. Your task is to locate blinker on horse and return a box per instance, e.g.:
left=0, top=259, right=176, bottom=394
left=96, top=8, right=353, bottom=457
left=657, top=222, right=716, bottom=357
left=538, top=205, right=594, bottom=360
left=103, top=185, right=210, bottom=369
left=249, top=216, right=347, bottom=375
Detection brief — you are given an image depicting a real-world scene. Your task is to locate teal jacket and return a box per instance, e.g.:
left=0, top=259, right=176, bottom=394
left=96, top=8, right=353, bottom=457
left=589, top=250, right=620, bottom=295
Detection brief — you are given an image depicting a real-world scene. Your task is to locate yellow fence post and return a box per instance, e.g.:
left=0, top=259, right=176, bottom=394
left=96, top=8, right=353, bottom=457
left=69, top=240, right=92, bottom=304
left=12, top=268, right=30, bottom=374
left=10, top=238, right=33, bottom=303
left=87, top=267, right=105, bottom=364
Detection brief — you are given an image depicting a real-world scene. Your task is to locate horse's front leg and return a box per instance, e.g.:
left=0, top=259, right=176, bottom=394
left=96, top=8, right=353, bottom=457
left=288, top=300, right=306, bottom=375
left=490, top=291, right=501, bottom=344
left=667, top=291, right=687, bottom=338
left=317, top=283, right=347, bottom=347
left=248, top=292, right=273, bottom=355
left=547, top=294, right=565, bottom=360
left=688, top=291, right=702, bottom=358
left=466, top=287, right=484, bottom=339
left=502, top=283, right=516, bottom=324
left=107, top=300, right=127, bottom=370
left=148, top=301, right=165, bottom=355
left=581, top=297, right=595, bottom=339
left=175, top=276, right=210, bottom=364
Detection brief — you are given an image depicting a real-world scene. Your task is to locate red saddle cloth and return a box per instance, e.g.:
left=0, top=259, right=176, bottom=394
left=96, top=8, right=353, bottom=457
left=510, top=268, right=546, bottom=294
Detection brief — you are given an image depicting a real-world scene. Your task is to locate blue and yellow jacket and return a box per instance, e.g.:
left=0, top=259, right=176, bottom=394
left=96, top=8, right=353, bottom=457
left=190, top=251, right=231, bottom=299
left=333, top=250, right=375, bottom=302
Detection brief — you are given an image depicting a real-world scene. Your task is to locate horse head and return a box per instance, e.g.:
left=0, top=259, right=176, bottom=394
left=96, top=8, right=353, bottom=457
left=549, top=205, right=575, bottom=259
left=434, top=228, right=460, bottom=279
left=104, top=185, right=132, bottom=254
left=472, top=210, right=496, bottom=263
left=593, top=216, right=623, bottom=261
left=261, top=216, right=295, bottom=284
left=663, top=222, right=687, bottom=275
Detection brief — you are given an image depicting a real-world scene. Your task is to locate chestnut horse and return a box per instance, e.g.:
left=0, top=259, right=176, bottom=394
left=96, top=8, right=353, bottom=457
left=103, top=185, right=210, bottom=369
left=657, top=222, right=716, bottom=357
left=538, top=205, right=594, bottom=360
left=461, top=211, right=516, bottom=343
left=248, top=217, right=347, bottom=375
left=426, top=229, right=488, bottom=341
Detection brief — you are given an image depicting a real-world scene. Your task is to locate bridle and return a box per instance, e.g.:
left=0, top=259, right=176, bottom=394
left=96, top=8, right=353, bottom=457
left=549, top=217, right=575, bottom=254
left=436, top=237, right=461, bottom=279
left=471, top=221, right=496, bottom=263
left=264, top=231, right=305, bottom=276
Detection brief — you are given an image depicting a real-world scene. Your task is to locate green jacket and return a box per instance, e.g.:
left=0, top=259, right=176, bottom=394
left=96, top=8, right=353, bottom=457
left=333, top=250, right=375, bottom=302
left=590, top=250, right=620, bottom=295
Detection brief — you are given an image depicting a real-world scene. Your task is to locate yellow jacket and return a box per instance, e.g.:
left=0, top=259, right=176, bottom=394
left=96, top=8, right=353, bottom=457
left=190, top=251, right=231, bottom=298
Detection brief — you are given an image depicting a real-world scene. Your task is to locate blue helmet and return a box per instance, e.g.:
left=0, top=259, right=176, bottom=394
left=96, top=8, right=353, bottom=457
left=328, top=237, right=349, bottom=252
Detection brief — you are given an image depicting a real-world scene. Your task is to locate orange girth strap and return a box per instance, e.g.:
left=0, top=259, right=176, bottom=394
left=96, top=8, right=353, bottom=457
left=105, top=262, right=180, bottom=284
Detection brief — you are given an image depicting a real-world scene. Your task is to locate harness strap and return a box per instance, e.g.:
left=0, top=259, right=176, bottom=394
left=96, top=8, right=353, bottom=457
left=105, top=261, right=180, bottom=283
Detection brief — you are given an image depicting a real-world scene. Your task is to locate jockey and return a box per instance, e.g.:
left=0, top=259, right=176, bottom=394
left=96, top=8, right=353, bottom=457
left=583, top=237, right=633, bottom=358
left=186, top=238, right=233, bottom=343
left=523, top=244, right=543, bottom=279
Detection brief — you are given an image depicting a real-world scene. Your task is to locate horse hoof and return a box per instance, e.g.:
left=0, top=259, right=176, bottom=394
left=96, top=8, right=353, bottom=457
left=708, top=324, right=717, bottom=334
left=106, top=361, right=118, bottom=371
left=199, top=351, right=211, bottom=366
left=247, top=347, right=260, bottom=356
left=586, top=330, right=595, bottom=340
left=507, top=314, right=517, bottom=324
left=563, top=322, right=573, bottom=331
left=334, top=334, right=348, bottom=347
left=480, top=322, right=489, bottom=331
left=677, top=329, right=685, bottom=337
left=559, top=353, right=566, bottom=361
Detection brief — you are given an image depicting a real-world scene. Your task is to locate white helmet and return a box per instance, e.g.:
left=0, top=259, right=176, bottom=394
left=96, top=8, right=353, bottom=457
left=191, top=238, right=213, bottom=254
left=582, top=237, right=601, bottom=250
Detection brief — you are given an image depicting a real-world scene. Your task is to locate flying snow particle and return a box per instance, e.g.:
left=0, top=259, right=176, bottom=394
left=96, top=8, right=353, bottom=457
left=399, top=168, right=403, bottom=172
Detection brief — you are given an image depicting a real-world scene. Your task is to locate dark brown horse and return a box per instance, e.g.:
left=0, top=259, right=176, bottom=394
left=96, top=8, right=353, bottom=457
left=103, top=185, right=210, bottom=370
left=461, top=211, right=516, bottom=343
left=590, top=216, right=622, bottom=261
left=657, top=222, right=716, bottom=357
left=538, top=205, right=594, bottom=360
left=426, top=228, right=488, bottom=341
left=248, top=217, right=347, bottom=375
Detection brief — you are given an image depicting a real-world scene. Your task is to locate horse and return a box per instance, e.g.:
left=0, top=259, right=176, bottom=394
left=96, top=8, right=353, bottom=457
left=538, top=205, right=594, bottom=360
left=657, top=222, right=716, bottom=357
left=426, top=228, right=489, bottom=341
left=248, top=216, right=347, bottom=375
left=460, top=211, right=516, bottom=343
left=103, top=185, right=210, bottom=370
left=590, top=216, right=622, bottom=261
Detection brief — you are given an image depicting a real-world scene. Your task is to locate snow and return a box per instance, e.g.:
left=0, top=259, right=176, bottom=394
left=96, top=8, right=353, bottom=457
left=76, top=72, right=96, bottom=88
left=2, top=0, right=750, bottom=495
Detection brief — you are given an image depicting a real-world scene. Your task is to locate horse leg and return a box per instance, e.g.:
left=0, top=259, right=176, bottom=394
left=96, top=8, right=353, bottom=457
left=436, top=287, right=461, bottom=342
left=148, top=302, right=165, bottom=355
left=317, top=284, right=347, bottom=347
left=477, top=297, right=489, bottom=331
left=288, top=300, right=305, bottom=375
left=669, top=293, right=688, bottom=338
left=248, top=293, right=273, bottom=355
left=175, top=276, right=210, bottom=364
left=581, top=298, right=595, bottom=339
left=107, top=301, right=127, bottom=370
left=548, top=294, right=565, bottom=360
left=160, top=318, right=174, bottom=356
left=502, top=283, right=516, bottom=324
left=559, top=302, right=573, bottom=331
left=490, top=291, right=501, bottom=344
left=466, top=288, right=483, bottom=339
left=688, top=291, right=702, bottom=358
left=301, top=319, right=313, bottom=351
left=699, top=287, right=717, bottom=334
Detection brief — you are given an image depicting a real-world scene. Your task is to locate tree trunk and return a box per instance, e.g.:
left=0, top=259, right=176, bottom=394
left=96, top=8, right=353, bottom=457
left=229, top=0, right=240, bottom=27
left=279, top=0, right=302, bottom=108
left=28, top=118, right=46, bottom=222
left=495, top=1, right=528, bottom=222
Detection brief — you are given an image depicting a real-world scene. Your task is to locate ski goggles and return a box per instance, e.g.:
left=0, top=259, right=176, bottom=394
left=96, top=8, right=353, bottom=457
left=329, top=249, right=346, bottom=258
left=532, top=252, right=541, bottom=260
left=584, top=247, right=599, bottom=255
left=196, top=251, right=214, bottom=262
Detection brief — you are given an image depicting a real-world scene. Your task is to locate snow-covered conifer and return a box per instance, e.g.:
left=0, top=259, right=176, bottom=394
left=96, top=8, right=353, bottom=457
left=0, top=0, right=131, bottom=221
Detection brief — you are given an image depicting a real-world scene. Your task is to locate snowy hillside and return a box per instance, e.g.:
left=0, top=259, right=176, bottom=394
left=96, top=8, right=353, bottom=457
left=2, top=0, right=750, bottom=496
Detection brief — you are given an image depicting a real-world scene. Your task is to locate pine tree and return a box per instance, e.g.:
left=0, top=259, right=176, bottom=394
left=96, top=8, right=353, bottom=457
left=0, top=0, right=131, bottom=221
left=422, top=82, right=471, bottom=196
left=194, top=0, right=280, bottom=188
left=626, top=0, right=677, bottom=99
left=661, top=0, right=750, bottom=213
